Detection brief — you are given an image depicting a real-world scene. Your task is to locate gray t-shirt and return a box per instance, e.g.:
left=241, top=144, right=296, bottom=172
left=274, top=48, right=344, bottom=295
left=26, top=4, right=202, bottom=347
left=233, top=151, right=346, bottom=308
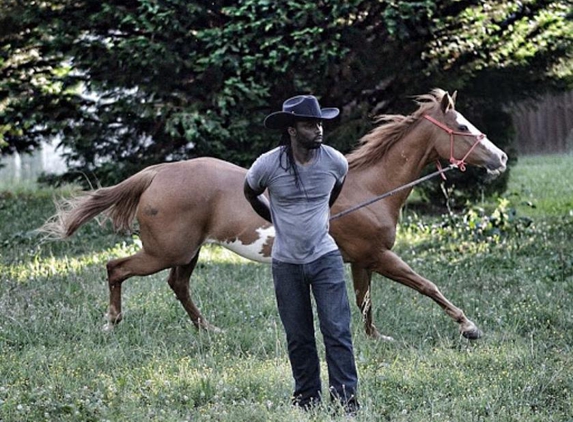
left=246, top=145, right=348, bottom=264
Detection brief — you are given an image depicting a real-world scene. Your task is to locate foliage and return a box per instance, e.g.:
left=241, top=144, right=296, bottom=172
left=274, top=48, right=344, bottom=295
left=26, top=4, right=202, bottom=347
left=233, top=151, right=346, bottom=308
left=1, top=1, right=572, bottom=200
left=401, top=197, right=534, bottom=252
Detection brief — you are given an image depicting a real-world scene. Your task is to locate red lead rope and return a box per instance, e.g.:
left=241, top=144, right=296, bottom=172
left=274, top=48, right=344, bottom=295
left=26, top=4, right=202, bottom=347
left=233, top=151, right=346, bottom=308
left=423, top=114, right=486, bottom=179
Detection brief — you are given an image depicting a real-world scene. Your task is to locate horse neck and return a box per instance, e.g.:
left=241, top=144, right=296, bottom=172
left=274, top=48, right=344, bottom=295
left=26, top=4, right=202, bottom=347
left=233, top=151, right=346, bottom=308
left=349, top=123, right=436, bottom=205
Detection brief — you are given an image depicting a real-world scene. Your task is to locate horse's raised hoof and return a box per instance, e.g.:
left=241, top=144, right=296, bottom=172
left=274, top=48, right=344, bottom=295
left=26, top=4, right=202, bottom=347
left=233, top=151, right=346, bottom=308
left=459, top=318, right=482, bottom=340
left=102, top=322, right=115, bottom=332
left=461, top=327, right=482, bottom=340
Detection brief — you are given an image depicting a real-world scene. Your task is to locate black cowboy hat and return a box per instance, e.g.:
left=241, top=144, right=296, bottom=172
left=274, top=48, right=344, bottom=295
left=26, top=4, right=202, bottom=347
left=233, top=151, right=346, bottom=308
left=264, top=95, right=339, bottom=129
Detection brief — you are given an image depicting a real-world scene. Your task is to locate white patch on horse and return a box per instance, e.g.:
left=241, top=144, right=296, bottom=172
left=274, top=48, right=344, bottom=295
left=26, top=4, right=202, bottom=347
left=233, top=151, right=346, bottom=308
left=455, top=112, right=497, bottom=153
left=455, top=112, right=481, bottom=137
left=207, top=226, right=274, bottom=263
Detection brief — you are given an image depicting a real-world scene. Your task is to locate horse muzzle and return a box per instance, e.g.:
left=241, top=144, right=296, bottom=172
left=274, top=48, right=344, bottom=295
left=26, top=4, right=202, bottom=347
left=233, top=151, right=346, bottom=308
left=484, top=151, right=508, bottom=179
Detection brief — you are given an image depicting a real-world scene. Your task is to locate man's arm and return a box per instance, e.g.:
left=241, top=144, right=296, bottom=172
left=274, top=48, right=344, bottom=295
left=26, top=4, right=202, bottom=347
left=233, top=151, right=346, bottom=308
left=329, top=177, right=345, bottom=208
left=244, top=179, right=272, bottom=223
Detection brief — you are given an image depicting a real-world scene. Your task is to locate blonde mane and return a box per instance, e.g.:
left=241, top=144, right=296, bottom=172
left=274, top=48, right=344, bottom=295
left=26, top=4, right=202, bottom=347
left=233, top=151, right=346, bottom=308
left=347, top=89, right=447, bottom=170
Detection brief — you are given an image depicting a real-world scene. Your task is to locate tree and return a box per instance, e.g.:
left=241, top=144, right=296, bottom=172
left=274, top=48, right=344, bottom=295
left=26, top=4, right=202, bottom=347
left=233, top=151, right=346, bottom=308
left=1, top=0, right=571, bottom=201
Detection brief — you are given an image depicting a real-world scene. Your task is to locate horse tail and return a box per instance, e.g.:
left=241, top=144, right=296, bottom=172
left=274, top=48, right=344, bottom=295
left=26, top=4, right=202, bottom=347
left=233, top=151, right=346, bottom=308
left=41, top=165, right=164, bottom=239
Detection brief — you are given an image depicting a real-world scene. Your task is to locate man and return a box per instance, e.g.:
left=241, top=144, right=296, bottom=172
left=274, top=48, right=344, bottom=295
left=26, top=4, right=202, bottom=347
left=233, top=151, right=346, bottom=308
left=244, top=95, right=359, bottom=414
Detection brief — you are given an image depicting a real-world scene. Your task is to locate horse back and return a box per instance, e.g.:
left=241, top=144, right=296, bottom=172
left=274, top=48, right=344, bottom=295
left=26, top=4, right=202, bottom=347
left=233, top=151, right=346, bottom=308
left=136, top=158, right=272, bottom=263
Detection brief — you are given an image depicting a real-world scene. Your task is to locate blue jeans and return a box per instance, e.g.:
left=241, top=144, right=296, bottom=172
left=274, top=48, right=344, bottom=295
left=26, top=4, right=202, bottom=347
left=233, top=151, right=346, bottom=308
left=272, top=250, right=358, bottom=408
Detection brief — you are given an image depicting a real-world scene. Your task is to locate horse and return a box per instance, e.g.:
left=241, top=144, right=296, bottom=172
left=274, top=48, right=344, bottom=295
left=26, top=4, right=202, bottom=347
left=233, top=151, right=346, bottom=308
left=41, top=89, right=507, bottom=340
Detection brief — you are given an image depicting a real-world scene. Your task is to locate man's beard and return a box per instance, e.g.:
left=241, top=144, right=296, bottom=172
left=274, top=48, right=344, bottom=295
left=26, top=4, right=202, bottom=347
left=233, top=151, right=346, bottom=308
left=297, top=135, right=323, bottom=149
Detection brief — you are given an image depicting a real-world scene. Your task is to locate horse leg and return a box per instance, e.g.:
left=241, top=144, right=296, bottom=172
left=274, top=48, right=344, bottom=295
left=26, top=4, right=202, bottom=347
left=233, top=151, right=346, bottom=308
left=104, top=250, right=170, bottom=331
left=166, top=250, right=223, bottom=333
left=351, top=264, right=395, bottom=341
left=373, top=250, right=481, bottom=339
left=351, top=264, right=375, bottom=336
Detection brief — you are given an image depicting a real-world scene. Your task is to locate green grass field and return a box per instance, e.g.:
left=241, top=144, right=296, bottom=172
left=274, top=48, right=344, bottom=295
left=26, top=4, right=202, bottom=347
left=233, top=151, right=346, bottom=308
left=1, top=155, right=572, bottom=421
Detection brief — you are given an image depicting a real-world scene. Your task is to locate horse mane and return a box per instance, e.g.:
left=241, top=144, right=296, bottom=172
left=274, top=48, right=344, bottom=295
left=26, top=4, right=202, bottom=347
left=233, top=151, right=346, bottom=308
left=347, top=88, right=447, bottom=170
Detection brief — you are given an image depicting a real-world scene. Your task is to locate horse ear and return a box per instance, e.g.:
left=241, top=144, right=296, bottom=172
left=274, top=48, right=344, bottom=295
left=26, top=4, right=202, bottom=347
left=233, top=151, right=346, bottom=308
left=451, top=90, right=457, bottom=106
left=440, top=92, right=454, bottom=114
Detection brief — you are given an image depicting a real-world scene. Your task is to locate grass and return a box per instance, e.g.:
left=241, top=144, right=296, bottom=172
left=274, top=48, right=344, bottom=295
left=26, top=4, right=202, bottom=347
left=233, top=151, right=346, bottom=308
left=1, top=154, right=572, bottom=421
left=506, top=154, right=573, bottom=218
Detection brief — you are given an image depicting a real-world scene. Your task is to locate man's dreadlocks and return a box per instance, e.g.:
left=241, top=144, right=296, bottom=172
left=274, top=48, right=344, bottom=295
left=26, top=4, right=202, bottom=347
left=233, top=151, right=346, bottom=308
left=278, top=129, right=307, bottom=194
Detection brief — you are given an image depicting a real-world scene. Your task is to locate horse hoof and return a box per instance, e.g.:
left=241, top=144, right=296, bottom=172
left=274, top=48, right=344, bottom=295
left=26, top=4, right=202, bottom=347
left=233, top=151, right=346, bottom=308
left=367, top=327, right=395, bottom=342
left=196, top=319, right=224, bottom=334
left=103, top=312, right=122, bottom=332
left=105, top=312, right=122, bottom=325
left=201, top=323, right=224, bottom=334
left=210, top=325, right=224, bottom=334
left=462, top=328, right=482, bottom=340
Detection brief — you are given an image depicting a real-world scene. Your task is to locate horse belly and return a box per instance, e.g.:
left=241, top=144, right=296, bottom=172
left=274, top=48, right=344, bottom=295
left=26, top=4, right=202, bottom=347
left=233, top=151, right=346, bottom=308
left=207, top=226, right=274, bottom=264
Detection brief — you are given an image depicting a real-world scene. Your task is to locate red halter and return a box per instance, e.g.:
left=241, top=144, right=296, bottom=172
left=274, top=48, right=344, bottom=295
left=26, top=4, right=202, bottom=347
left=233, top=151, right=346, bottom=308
left=423, top=114, right=486, bottom=179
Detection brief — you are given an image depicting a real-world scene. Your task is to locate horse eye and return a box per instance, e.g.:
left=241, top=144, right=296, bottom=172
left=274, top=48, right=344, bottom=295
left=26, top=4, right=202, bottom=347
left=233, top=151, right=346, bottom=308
left=458, top=125, right=469, bottom=132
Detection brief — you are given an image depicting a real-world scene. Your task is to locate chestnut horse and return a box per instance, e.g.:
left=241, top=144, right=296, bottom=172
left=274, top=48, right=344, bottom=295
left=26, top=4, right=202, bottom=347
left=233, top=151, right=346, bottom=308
left=42, top=90, right=507, bottom=340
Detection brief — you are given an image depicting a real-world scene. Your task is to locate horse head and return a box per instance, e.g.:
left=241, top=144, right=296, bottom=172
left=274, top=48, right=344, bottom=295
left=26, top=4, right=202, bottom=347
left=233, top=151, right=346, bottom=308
left=425, top=90, right=508, bottom=178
